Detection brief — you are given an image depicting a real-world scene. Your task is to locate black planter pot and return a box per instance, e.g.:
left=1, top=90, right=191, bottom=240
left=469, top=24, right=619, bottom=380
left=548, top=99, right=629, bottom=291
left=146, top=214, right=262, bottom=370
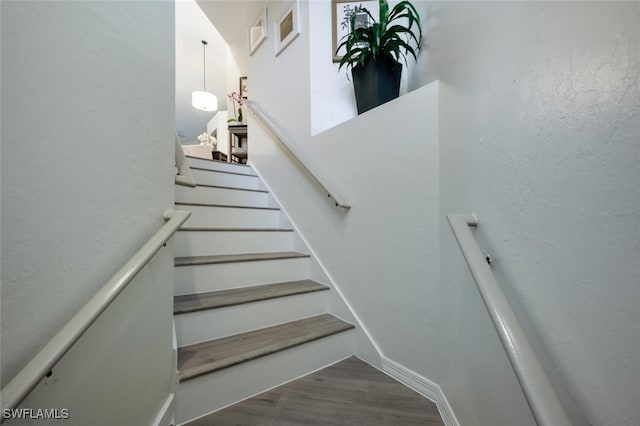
left=351, top=55, right=402, bottom=114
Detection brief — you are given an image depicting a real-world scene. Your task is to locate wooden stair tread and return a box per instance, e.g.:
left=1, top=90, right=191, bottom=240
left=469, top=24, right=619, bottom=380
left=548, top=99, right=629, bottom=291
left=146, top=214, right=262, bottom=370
left=178, top=227, right=294, bottom=232
left=175, top=251, right=310, bottom=266
left=174, top=280, right=329, bottom=314
left=185, top=155, right=251, bottom=167
left=175, top=201, right=279, bottom=211
left=189, top=166, right=257, bottom=177
left=195, top=183, right=268, bottom=193
left=177, top=314, right=354, bottom=382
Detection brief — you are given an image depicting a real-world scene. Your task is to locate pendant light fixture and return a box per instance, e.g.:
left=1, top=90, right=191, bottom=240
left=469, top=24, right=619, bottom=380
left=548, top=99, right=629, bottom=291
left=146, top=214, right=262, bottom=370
left=192, top=40, right=218, bottom=112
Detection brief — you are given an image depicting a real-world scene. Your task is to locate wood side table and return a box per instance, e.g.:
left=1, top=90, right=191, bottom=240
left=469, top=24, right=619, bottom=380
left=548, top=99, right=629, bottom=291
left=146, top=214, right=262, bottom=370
left=212, top=151, right=227, bottom=161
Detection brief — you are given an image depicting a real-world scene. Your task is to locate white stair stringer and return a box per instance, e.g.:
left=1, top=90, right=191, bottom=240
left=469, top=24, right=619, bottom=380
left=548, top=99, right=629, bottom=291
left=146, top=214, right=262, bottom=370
left=175, top=330, right=354, bottom=425
left=250, top=161, right=384, bottom=368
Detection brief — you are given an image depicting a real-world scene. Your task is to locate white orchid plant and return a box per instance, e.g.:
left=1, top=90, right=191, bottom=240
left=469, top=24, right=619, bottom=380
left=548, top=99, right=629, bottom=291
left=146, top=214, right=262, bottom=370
left=197, top=132, right=217, bottom=151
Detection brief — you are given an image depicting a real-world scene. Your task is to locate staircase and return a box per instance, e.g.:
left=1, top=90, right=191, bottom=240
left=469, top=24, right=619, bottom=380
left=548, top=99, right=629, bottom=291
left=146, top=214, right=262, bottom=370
left=173, top=156, right=355, bottom=425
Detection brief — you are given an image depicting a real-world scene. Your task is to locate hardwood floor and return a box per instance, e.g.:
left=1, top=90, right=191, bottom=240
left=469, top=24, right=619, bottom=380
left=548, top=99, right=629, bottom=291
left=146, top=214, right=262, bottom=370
left=186, top=356, right=444, bottom=426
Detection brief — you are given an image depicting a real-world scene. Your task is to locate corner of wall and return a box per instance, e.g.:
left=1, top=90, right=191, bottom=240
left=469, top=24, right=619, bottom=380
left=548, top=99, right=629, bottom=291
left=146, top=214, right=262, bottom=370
left=381, top=357, right=460, bottom=426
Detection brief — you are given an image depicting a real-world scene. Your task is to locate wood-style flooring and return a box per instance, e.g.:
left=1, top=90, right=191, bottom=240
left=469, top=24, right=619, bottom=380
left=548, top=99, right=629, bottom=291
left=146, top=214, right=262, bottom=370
left=186, top=356, right=444, bottom=426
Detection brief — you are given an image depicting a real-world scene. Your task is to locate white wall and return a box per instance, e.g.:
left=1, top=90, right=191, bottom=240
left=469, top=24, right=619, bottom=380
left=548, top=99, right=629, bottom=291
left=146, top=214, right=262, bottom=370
left=1, top=2, right=175, bottom=423
left=424, top=2, right=640, bottom=425
left=226, top=44, right=244, bottom=124
left=308, top=0, right=356, bottom=136
left=308, top=0, right=425, bottom=136
left=250, top=0, right=311, bottom=146
left=207, top=111, right=230, bottom=157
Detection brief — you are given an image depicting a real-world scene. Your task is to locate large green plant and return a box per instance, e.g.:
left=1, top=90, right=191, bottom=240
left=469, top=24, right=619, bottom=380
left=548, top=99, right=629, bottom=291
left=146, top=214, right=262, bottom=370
left=336, top=0, right=422, bottom=72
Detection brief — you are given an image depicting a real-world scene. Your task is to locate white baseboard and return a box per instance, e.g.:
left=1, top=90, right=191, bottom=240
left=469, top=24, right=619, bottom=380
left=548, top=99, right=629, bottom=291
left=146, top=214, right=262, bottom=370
left=152, top=392, right=176, bottom=426
left=381, top=357, right=459, bottom=426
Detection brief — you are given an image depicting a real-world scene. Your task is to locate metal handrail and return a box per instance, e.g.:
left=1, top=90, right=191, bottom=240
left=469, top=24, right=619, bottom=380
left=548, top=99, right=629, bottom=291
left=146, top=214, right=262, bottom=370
left=447, top=213, right=572, bottom=426
left=243, top=99, right=351, bottom=209
left=0, top=210, right=191, bottom=414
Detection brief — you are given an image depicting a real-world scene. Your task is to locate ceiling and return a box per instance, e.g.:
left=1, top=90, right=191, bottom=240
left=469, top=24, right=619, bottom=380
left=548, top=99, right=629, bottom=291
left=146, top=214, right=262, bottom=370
left=196, top=1, right=263, bottom=45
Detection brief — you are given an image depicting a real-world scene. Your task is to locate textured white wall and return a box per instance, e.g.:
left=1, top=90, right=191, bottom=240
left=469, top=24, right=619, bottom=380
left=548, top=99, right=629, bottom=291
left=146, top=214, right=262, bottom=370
left=1, top=1, right=175, bottom=423
left=424, top=2, right=640, bottom=425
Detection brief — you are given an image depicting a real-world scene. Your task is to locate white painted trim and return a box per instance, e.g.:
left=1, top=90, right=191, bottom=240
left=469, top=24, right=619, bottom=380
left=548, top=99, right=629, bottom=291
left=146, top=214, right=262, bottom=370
left=381, top=357, right=460, bottom=426
left=248, top=161, right=382, bottom=365
left=152, top=392, right=176, bottom=426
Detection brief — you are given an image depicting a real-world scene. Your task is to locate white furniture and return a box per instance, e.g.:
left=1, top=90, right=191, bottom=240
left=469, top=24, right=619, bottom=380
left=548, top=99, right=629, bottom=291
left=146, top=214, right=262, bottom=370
left=181, top=144, right=212, bottom=160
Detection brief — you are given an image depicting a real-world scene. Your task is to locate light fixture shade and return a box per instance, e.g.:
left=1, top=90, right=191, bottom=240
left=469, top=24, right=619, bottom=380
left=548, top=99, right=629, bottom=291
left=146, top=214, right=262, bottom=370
left=192, top=91, right=217, bottom=112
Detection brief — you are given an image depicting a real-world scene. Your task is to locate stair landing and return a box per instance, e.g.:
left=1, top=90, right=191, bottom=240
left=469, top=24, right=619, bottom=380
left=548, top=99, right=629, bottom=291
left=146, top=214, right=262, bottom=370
left=185, top=356, right=444, bottom=426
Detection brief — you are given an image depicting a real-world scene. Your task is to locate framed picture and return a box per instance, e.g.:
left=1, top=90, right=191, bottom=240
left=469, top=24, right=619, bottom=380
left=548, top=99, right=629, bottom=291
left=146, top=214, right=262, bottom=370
left=249, top=7, right=267, bottom=55
left=274, top=0, right=301, bottom=57
left=239, top=76, right=248, bottom=99
left=332, top=0, right=379, bottom=63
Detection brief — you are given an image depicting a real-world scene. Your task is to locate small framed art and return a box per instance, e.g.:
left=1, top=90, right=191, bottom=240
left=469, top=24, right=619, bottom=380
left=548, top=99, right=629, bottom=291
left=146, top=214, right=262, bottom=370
left=239, top=76, right=248, bottom=99
left=249, top=7, right=267, bottom=55
left=274, top=0, right=301, bottom=57
left=332, top=0, right=379, bottom=63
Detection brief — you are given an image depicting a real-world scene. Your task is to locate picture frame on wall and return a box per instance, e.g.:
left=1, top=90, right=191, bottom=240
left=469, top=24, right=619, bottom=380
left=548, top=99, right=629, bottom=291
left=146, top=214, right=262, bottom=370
left=249, top=6, right=267, bottom=55
left=332, top=0, right=379, bottom=63
left=239, top=76, right=248, bottom=99
left=275, top=0, right=301, bottom=57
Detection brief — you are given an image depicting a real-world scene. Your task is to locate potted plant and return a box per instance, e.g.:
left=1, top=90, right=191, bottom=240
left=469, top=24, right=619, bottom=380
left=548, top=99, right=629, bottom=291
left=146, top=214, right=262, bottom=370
left=336, top=0, right=422, bottom=114
left=226, top=91, right=244, bottom=124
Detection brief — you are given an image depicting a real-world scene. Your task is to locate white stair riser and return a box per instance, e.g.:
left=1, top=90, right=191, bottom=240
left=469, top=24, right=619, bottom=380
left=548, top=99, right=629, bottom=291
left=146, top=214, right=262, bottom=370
left=174, top=231, right=294, bottom=256
left=179, top=205, right=281, bottom=228
left=175, top=291, right=330, bottom=346
left=185, top=157, right=254, bottom=175
left=174, top=258, right=310, bottom=296
left=190, top=168, right=262, bottom=190
left=175, top=185, right=274, bottom=208
left=175, top=331, right=355, bottom=425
